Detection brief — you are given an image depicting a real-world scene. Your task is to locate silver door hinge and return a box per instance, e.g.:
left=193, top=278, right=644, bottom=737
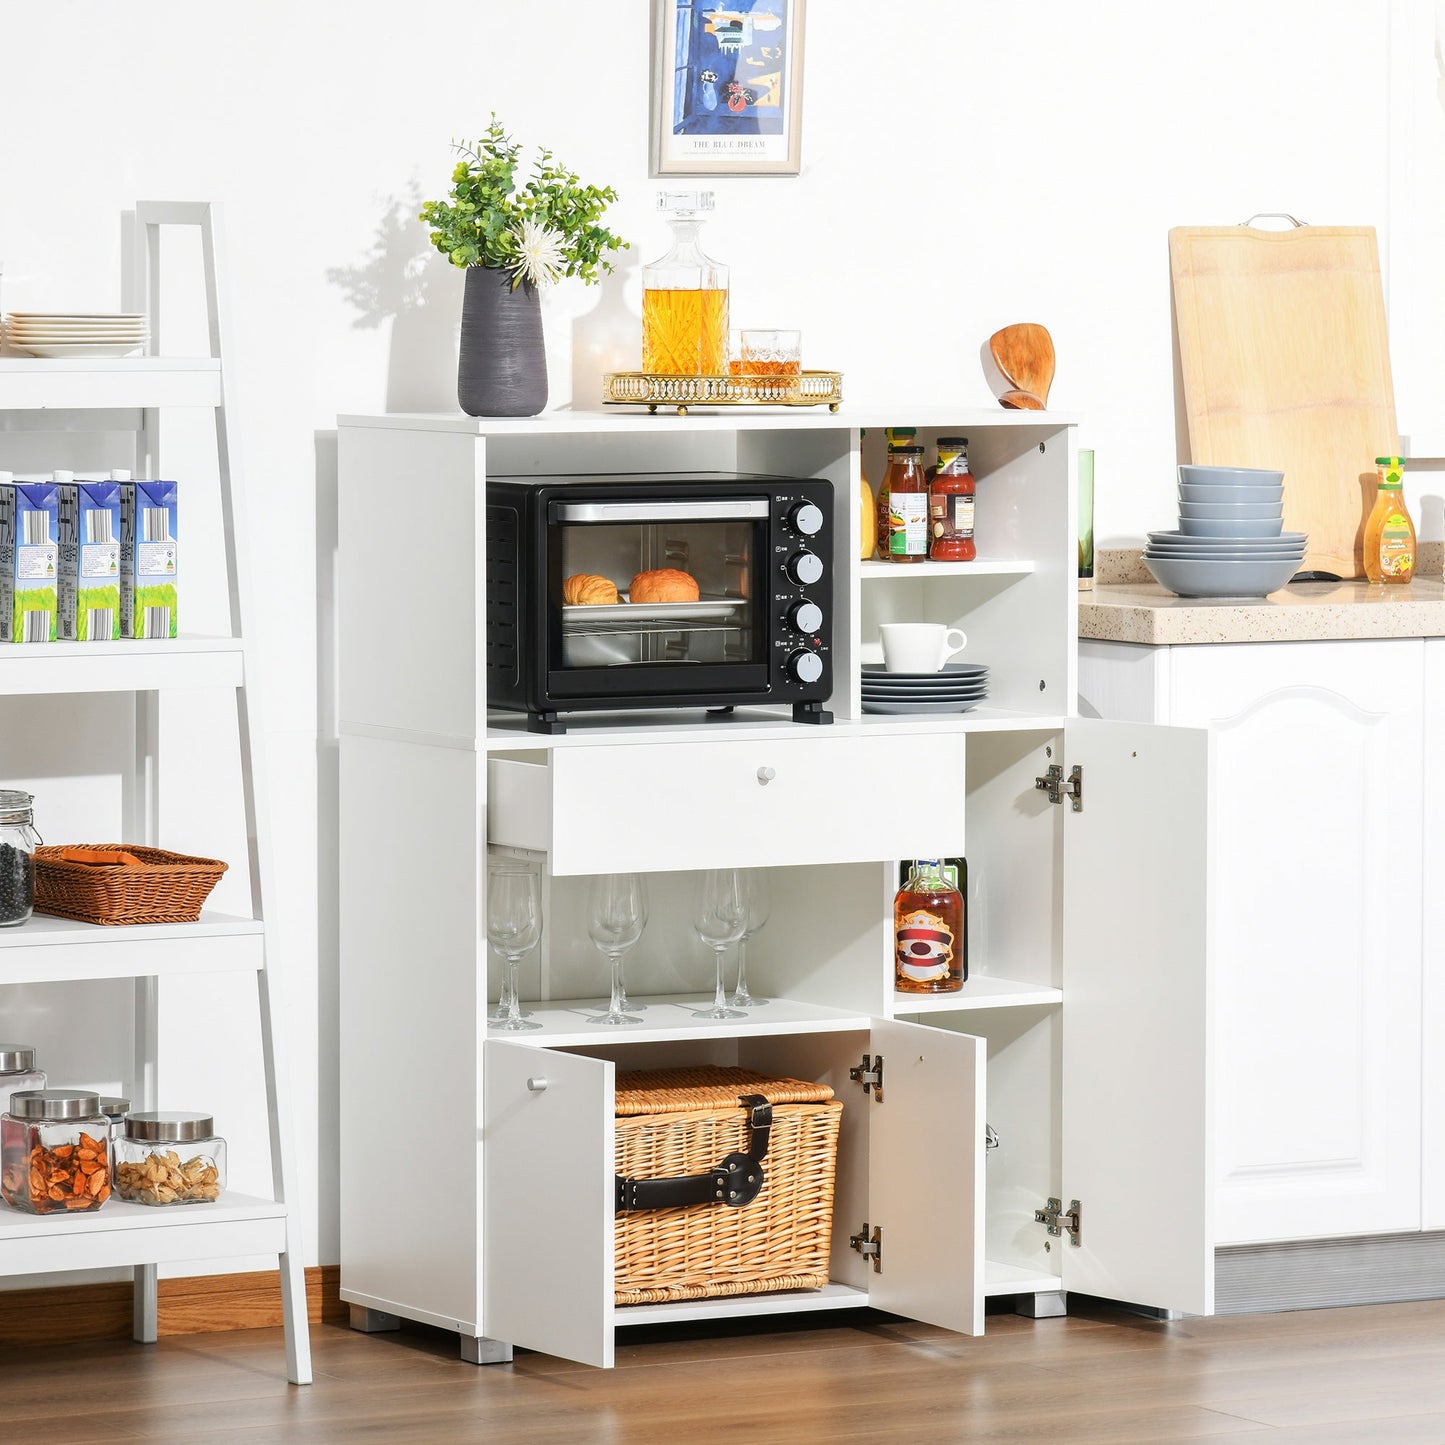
left=1035, top=763, right=1083, bottom=811
left=849, top=1053, right=883, bottom=1102
left=1035, top=1197, right=1082, bottom=1246
left=849, top=1222, right=882, bottom=1272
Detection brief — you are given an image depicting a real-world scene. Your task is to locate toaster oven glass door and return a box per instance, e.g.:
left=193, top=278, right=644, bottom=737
left=548, top=498, right=769, bottom=695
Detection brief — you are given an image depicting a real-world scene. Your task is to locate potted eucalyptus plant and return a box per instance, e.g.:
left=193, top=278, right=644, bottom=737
left=421, top=118, right=628, bottom=417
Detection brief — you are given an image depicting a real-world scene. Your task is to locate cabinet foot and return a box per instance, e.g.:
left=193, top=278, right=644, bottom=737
left=1015, top=1290, right=1067, bottom=1319
left=460, top=1334, right=514, bottom=1365
left=348, top=1305, right=402, bottom=1333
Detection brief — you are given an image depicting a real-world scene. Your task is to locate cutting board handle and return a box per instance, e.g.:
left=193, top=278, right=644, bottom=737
left=1239, top=212, right=1306, bottom=229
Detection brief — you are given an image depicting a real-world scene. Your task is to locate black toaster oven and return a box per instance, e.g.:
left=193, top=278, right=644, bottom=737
left=486, top=474, right=834, bottom=733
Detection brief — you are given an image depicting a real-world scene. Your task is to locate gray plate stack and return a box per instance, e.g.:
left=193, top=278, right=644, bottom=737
left=861, top=662, right=990, bottom=714
left=1143, top=465, right=1307, bottom=598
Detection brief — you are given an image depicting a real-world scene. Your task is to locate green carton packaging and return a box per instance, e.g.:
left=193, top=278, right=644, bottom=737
left=120, top=479, right=178, bottom=639
left=58, top=472, right=123, bottom=642
left=0, top=474, right=60, bottom=643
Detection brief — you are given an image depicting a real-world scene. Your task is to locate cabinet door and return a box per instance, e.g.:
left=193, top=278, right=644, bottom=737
left=1062, top=718, right=1213, bottom=1315
left=1169, top=640, right=1423, bottom=1243
left=1418, top=638, right=1444, bottom=1230
left=742, top=1022, right=984, bottom=1337
left=483, top=1043, right=615, bottom=1368
left=866, top=1019, right=985, bottom=1335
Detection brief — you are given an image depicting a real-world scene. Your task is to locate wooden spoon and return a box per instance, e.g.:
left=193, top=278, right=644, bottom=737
left=989, top=323, right=1055, bottom=409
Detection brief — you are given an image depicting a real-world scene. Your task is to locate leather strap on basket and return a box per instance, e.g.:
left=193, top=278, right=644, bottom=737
left=615, top=1094, right=772, bottom=1212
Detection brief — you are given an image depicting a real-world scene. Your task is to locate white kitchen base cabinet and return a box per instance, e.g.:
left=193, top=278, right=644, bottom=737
left=338, top=411, right=1219, bottom=1368
left=1080, top=637, right=1429, bottom=1250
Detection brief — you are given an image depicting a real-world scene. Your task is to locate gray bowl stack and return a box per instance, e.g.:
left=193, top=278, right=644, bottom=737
left=1143, top=465, right=1307, bottom=598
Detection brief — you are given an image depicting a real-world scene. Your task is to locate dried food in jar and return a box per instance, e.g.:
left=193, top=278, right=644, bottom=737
left=115, top=1147, right=221, bottom=1205
left=0, top=1129, right=110, bottom=1213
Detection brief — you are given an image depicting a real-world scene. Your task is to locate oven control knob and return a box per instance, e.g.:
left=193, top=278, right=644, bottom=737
left=787, top=648, right=824, bottom=684
left=785, top=550, right=824, bottom=586
left=788, top=501, right=825, bottom=537
left=787, top=600, right=823, bottom=635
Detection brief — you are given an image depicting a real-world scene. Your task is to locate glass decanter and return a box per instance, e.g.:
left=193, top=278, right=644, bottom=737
left=642, top=191, right=730, bottom=376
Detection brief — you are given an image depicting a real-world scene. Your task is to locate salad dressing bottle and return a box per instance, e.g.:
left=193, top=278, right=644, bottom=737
left=1363, top=456, right=1416, bottom=584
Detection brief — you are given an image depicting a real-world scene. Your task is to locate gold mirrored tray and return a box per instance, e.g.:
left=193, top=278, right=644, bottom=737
left=603, top=370, right=843, bottom=416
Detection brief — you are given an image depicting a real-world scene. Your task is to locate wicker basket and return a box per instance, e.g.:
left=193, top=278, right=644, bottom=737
left=33, top=844, right=227, bottom=926
left=613, top=1065, right=842, bottom=1306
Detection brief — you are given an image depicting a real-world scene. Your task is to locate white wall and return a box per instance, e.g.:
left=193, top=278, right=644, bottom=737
left=1, top=0, right=1442, bottom=1276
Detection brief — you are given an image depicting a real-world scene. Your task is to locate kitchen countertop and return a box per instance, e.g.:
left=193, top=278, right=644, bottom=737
left=1080, top=547, right=1445, bottom=645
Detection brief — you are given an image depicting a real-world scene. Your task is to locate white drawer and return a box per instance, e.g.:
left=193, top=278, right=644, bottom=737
left=489, top=732, right=966, bottom=875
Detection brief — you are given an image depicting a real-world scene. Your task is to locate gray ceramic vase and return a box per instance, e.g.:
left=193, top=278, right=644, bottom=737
left=457, top=267, right=547, bottom=417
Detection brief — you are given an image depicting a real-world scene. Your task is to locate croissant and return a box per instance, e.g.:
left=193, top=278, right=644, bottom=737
left=562, top=573, right=621, bottom=606
left=629, top=568, right=700, bottom=604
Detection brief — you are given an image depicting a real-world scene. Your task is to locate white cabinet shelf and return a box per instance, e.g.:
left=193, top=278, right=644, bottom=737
left=0, top=911, right=263, bottom=984
left=984, top=1260, right=1062, bottom=1298
left=894, top=976, right=1063, bottom=1013
left=489, top=995, right=871, bottom=1048
left=480, top=707, right=1070, bottom=749
left=0, top=1193, right=286, bottom=1274
left=860, top=558, right=1036, bottom=580
left=0, top=356, right=222, bottom=411
left=616, top=1281, right=869, bottom=1325
left=0, top=635, right=243, bottom=695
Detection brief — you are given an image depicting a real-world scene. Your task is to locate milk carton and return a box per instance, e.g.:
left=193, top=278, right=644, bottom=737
left=120, top=479, right=178, bottom=639
left=0, top=475, right=60, bottom=644
left=58, top=472, right=123, bottom=641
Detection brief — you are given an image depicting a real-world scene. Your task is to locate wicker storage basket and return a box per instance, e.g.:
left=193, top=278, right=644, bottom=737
left=613, top=1065, right=842, bottom=1306
left=33, top=844, right=227, bottom=926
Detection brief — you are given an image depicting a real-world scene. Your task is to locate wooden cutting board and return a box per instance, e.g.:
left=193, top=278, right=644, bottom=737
left=1170, top=224, right=1398, bottom=578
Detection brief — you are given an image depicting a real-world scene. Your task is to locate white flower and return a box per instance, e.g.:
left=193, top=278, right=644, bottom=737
left=511, top=219, right=565, bottom=290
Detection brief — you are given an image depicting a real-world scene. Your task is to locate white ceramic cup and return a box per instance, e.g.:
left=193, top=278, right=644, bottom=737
left=879, top=623, right=968, bottom=673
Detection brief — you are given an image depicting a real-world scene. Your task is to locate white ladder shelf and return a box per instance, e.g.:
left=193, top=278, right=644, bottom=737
left=0, top=200, right=311, bottom=1384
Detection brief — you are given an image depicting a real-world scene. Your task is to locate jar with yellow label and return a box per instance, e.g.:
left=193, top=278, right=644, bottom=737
left=1364, top=456, right=1416, bottom=584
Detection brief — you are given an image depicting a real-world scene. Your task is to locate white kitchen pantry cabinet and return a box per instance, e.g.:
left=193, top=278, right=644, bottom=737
left=337, top=411, right=1217, bottom=1368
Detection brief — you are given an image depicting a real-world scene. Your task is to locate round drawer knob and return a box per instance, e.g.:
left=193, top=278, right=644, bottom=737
left=526, top=1077, right=549, bottom=1093
left=757, top=766, right=776, bottom=785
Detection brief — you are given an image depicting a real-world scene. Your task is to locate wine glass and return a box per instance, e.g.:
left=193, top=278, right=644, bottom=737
left=691, top=869, right=748, bottom=1020
left=729, top=869, right=771, bottom=1008
left=486, top=864, right=542, bottom=1032
left=587, top=873, right=648, bottom=1027
left=487, top=863, right=534, bottom=1022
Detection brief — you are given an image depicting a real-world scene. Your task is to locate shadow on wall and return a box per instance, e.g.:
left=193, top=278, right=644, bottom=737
left=327, top=187, right=463, bottom=414
left=566, top=256, right=641, bottom=411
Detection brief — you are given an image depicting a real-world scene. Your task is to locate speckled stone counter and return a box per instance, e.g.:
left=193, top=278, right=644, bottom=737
left=1080, top=546, right=1445, bottom=645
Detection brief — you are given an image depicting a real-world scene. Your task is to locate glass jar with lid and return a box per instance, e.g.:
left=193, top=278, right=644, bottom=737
left=0, top=789, right=40, bottom=926
left=116, top=1112, right=225, bottom=1205
left=0, top=1045, right=45, bottom=1113
left=0, top=1089, right=111, bottom=1214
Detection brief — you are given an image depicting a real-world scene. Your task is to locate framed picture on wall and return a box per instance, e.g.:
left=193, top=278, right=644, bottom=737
left=650, top=0, right=806, bottom=176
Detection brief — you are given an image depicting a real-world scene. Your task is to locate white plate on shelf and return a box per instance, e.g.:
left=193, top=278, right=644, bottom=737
left=862, top=697, right=987, bottom=715
left=6, top=311, right=148, bottom=319
left=8, top=341, right=148, bottom=357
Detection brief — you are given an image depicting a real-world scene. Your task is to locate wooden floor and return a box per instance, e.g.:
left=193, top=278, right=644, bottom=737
left=4, top=1299, right=1445, bottom=1442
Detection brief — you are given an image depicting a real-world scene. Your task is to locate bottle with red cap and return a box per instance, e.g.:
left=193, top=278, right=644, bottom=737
left=894, top=859, right=965, bottom=993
